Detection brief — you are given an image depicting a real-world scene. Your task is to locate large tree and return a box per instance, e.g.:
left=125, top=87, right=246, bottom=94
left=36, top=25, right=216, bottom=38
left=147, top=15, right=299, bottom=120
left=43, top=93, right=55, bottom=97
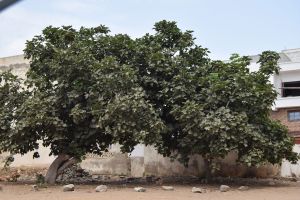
left=0, top=21, right=298, bottom=183
left=131, top=21, right=298, bottom=178
left=0, top=25, right=165, bottom=184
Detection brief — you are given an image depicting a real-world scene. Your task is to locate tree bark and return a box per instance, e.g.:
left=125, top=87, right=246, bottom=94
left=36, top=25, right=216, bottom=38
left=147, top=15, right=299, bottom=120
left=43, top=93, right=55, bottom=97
left=57, top=157, right=78, bottom=174
left=45, top=154, right=78, bottom=184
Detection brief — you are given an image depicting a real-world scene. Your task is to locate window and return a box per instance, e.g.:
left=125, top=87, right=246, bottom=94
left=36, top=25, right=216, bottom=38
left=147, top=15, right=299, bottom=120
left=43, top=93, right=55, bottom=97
left=288, top=111, right=300, bottom=121
left=282, top=81, right=300, bottom=97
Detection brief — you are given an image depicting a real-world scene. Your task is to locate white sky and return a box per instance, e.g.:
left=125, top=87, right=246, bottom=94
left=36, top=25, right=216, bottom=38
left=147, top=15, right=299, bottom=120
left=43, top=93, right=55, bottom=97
left=1, top=0, right=300, bottom=60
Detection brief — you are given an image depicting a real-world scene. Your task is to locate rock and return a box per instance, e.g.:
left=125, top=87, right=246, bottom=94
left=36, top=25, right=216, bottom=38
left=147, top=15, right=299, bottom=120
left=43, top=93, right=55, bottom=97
left=290, top=177, right=298, bottom=182
left=134, top=187, right=146, bottom=192
left=0, top=185, right=3, bottom=191
left=191, top=187, right=206, bottom=193
left=63, top=184, right=75, bottom=192
left=220, top=185, right=230, bottom=192
left=155, top=177, right=163, bottom=185
left=268, top=181, right=275, bottom=186
left=95, top=185, right=108, bottom=192
left=162, top=186, right=174, bottom=191
left=238, top=186, right=249, bottom=191
left=92, top=175, right=99, bottom=179
left=31, top=185, right=39, bottom=191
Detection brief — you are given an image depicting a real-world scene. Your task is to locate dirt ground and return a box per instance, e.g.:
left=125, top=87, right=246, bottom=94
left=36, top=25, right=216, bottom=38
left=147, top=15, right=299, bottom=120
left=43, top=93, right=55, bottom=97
left=0, top=182, right=299, bottom=200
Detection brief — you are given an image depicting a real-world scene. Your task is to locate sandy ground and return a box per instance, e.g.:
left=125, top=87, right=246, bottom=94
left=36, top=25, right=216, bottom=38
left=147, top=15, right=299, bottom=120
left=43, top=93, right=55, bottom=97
left=0, top=183, right=299, bottom=200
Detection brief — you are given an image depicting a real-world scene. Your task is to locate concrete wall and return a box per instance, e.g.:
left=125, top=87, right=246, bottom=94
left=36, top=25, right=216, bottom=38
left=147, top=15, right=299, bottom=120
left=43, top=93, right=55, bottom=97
left=281, top=144, right=300, bottom=177
left=0, top=54, right=29, bottom=79
left=143, top=146, right=279, bottom=178
left=143, top=146, right=206, bottom=177
left=130, top=157, right=144, bottom=177
left=215, top=152, right=279, bottom=178
left=80, top=144, right=130, bottom=175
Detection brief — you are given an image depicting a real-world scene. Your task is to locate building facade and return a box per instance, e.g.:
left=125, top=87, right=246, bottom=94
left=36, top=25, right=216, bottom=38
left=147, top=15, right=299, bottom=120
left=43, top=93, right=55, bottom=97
left=248, top=48, right=300, bottom=144
left=248, top=48, right=300, bottom=177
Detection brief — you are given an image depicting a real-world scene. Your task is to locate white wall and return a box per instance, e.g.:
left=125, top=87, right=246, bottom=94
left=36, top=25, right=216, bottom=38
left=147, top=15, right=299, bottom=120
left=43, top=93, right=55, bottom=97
left=273, top=70, right=300, bottom=109
left=281, top=145, right=300, bottom=177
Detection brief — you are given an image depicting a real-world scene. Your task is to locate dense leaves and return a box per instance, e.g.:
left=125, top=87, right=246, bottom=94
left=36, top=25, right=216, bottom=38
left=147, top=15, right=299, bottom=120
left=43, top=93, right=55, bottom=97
left=0, top=21, right=298, bottom=177
left=129, top=21, right=298, bottom=167
left=0, top=25, right=165, bottom=160
left=0, top=71, right=28, bottom=154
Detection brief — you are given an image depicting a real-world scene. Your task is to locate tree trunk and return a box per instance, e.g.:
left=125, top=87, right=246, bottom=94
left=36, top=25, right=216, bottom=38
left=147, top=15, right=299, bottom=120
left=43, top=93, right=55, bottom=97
left=203, top=158, right=212, bottom=182
left=45, top=154, right=78, bottom=184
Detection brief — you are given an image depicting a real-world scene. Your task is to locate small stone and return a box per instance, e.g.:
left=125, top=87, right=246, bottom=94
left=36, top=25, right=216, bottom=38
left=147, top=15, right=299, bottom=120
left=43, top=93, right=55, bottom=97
left=290, top=177, right=298, bottom=182
left=162, top=186, right=174, bottom=191
left=268, top=181, right=275, bottom=186
left=92, top=175, right=99, bottom=179
left=31, top=185, right=39, bottom=191
left=155, top=177, right=163, bottom=185
left=95, top=185, right=108, bottom=192
left=63, top=184, right=75, bottom=192
left=191, top=187, right=206, bottom=193
left=134, top=187, right=146, bottom=192
left=220, top=185, right=230, bottom=192
left=238, top=186, right=249, bottom=191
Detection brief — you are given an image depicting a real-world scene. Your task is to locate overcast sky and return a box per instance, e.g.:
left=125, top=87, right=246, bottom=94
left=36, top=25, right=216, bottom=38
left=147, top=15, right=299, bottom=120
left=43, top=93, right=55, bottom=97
left=0, top=0, right=300, bottom=60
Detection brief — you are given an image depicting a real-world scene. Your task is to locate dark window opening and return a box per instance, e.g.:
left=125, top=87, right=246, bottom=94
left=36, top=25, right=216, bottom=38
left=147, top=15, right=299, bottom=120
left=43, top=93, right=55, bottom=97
left=288, top=111, right=300, bottom=121
left=282, top=81, right=300, bottom=97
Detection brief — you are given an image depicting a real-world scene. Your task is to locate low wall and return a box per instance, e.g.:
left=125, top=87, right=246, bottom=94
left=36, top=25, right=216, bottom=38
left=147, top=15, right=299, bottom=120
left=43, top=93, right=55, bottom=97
left=143, top=146, right=280, bottom=178
left=281, top=144, right=300, bottom=177
left=80, top=152, right=130, bottom=175
left=143, top=146, right=206, bottom=177
left=0, top=143, right=55, bottom=168
left=0, top=144, right=296, bottom=179
left=215, top=152, right=280, bottom=178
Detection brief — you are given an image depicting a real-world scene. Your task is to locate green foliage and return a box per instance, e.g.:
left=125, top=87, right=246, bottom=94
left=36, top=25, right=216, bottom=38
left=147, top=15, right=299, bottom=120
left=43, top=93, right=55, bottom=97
left=0, top=25, right=165, bottom=159
left=35, top=173, right=46, bottom=185
left=130, top=20, right=298, bottom=167
left=0, top=20, right=298, bottom=170
left=0, top=71, right=28, bottom=154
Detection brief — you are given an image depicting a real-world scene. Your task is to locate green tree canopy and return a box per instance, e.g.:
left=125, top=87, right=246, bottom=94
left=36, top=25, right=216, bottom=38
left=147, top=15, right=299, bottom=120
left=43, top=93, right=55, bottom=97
left=0, top=25, right=165, bottom=183
left=131, top=21, right=298, bottom=176
left=0, top=21, right=298, bottom=183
